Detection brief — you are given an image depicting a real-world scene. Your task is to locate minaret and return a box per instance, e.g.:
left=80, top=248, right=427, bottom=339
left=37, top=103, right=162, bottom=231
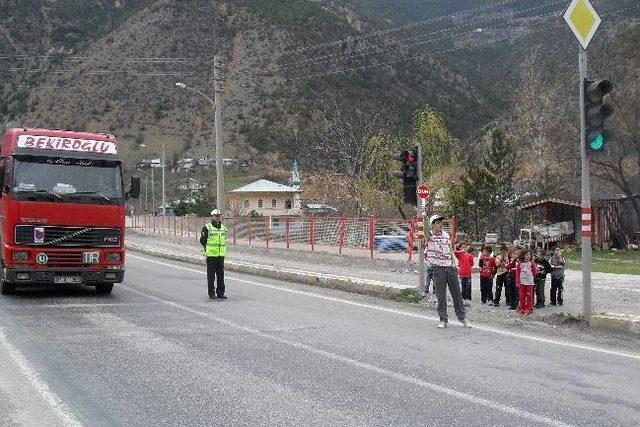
left=290, top=160, right=301, bottom=189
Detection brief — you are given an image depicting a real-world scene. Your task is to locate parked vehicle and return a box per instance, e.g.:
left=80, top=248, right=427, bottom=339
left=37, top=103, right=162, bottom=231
left=484, top=233, right=499, bottom=245
left=0, top=128, right=140, bottom=295
left=514, top=221, right=574, bottom=250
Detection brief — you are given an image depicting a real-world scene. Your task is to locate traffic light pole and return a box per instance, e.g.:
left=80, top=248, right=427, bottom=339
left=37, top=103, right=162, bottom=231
left=579, top=46, right=592, bottom=323
left=416, top=144, right=425, bottom=293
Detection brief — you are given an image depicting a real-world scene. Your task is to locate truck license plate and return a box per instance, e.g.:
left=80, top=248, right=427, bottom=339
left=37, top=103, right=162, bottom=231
left=54, top=276, right=82, bottom=284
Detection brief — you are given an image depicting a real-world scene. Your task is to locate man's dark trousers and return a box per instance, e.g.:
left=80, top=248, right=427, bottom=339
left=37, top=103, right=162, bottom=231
left=206, top=256, right=225, bottom=297
left=534, top=277, right=546, bottom=308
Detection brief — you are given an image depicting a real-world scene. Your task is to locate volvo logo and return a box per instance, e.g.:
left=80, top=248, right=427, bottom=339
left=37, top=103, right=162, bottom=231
left=34, top=227, right=45, bottom=244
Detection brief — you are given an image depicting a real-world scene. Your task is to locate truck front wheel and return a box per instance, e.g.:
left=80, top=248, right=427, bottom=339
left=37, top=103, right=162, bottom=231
left=95, top=283, right=114, bottom=295
left=1, top=261, right=15, bottom=295
left=1, top=281, right=16, bottom=295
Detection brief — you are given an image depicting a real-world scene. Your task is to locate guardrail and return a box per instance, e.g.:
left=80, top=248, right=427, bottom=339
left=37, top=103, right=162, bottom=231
left=127, top=214, right=456, bottom=261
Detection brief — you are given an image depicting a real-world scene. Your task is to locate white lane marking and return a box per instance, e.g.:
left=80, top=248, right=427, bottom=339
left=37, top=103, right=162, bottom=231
left=0, top=327, right=82, bottom=427
left=128, top=254, right=640, bottom=362
left=40, top=303, right=161, bottom=308
left=123, top=285, right=571, bottom=427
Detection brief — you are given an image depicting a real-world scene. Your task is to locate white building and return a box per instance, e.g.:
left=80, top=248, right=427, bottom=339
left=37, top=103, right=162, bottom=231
left=228, top=179, right=303, bottom=216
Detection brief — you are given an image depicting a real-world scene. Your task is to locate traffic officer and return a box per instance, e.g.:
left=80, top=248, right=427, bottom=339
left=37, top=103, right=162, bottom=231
left=200, top=209, right=227, bottom=299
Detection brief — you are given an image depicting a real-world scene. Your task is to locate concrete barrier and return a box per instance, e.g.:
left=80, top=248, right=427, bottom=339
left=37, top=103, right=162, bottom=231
left=126, top=243, right=413, bottom=300
left=591, top=314, right=640, bottom=336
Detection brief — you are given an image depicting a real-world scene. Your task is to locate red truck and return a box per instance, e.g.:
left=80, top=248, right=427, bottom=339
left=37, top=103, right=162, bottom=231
left=0, top=128, right=140, bottom=295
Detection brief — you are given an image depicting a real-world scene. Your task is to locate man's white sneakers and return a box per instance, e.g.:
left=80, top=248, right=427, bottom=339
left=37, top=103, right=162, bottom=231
left=437, top=321, right=447, bottom=329
left=462, top=319, right=473, bottom=328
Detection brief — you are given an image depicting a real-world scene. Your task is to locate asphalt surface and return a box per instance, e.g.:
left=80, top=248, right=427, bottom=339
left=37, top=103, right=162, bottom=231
left=0, top=252, right=639, bottom=426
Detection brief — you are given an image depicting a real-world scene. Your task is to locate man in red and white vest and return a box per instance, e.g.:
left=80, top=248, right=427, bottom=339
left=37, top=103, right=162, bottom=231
left=425, top=214, right=472, bottom=329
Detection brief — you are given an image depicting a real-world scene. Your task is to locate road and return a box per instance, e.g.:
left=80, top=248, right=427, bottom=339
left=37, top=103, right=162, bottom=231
left=0, top=252, right=639, bottom=426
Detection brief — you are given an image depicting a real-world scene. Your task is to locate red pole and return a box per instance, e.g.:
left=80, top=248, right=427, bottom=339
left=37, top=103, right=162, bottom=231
left=248, top=216, right=253, bottom=246
left=180, top=216, right=183, bottom=238
left=173, top=216, right=177, bottom=237
left=233, top=214, right=237, bottom=245
left=338, top=216, right=346, bottom=254
left=153, top=215, right=156, bottom=234
left=310, top=215, right=315, bottom=252
left=451, top=216, right=457, bottom=247
left=286, top=216, right=290, bottom=249
left=369, top=215, right=376, bottom=259
left=265, top=216, right=270, bottom=249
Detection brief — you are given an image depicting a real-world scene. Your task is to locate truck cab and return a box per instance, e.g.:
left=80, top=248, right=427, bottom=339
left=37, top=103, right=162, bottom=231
left=0, top=128, right=139, bottom=295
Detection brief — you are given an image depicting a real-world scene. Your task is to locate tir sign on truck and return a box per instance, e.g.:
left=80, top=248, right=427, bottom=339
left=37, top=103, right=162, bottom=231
left=0, top=128, right=140, bottom=295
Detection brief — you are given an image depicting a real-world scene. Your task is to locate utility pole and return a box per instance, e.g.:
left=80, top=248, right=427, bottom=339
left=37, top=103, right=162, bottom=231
left=214, top=55, right=225, bottom=213
left=564, top=0, right=603, bottom=325
left=162, top=142, right=166, bottom=216
left=579, top=46, right=592, bottom=322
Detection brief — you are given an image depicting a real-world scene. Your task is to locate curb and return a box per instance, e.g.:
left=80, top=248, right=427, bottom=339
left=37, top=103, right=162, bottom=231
left=591, top=314, right=640, bottom=336
left=126, top=243, right=414, bottom=299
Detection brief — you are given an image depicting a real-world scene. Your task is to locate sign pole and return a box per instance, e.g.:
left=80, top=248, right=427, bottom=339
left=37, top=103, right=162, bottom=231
left=579, top=46, right=592, bottom=323
left=416, top=144, right=425, bottom=293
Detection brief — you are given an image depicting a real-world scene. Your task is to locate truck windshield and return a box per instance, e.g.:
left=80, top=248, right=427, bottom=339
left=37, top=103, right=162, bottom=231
left=11, top=156, right=123, bottom=203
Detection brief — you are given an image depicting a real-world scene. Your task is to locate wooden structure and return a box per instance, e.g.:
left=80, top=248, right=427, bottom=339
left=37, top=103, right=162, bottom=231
left=517, top=192, right=639, bottom=248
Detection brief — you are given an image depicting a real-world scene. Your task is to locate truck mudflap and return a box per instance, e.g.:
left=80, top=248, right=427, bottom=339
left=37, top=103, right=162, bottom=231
left=4, top=268, right=124, bottom=285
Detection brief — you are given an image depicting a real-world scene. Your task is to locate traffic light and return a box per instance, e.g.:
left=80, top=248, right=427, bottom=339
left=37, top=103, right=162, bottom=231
left=393, top=147, right=418, bottom=205
left=584, top=79, right=613, bottom=153
left=405, top=147, right=418, bottom=205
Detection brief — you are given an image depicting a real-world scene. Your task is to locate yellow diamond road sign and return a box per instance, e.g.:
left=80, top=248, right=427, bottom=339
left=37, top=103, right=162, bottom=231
left=564, top=0, right=602, bottom=50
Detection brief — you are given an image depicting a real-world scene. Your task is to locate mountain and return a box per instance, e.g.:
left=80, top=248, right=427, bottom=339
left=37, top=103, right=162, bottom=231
left=1, top=0, right=639, bottom=186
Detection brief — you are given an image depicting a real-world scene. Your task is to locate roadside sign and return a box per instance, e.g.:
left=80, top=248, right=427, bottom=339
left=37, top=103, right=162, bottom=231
left=563, top=0, right=602, bottom=50
left=417, top=184, right=430, bottom=199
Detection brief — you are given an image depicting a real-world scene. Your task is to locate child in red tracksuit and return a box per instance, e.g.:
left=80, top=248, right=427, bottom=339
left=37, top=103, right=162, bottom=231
left=455, top=243, right=475, bottom=301
left=516, top=249, right=538, bottom=315
left=478, top=246, right=496, bottom=304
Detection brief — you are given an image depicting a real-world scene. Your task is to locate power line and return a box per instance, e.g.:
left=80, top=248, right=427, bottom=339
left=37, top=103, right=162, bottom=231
left=288, top=24, right=564, bottom=82
left=286, top=3, right=640, bottom=82
left=2, top=3, right=636, bottom=81
left=2, top=3, right=555, bottom=79
left=0, top=0, right=538, bottom=68
left=238, top=1, right=565, bottom=77
left=237, top=0, right=542, bottom=65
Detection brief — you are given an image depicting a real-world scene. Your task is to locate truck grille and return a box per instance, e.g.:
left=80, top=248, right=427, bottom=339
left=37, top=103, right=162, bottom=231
left=15, top=226, right=120, bottom=247
left=43, top=250, right=84, bottom=267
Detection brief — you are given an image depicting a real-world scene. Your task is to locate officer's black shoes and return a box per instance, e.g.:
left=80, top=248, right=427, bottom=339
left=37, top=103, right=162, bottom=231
left=209, top=295, right=216, bottom=299
left=217, top=295, right=228, bottom=300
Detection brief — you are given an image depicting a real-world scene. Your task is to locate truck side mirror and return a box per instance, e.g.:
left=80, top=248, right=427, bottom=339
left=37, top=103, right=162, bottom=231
left=125, top=176, right=141, bottom=200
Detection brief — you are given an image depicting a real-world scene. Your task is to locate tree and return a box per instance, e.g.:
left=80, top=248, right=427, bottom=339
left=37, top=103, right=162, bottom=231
left=588, top=25, right=640, bottom=221
left=413, top=105, right=459, bottom=184
left=482, top=128, right=516, bottom=238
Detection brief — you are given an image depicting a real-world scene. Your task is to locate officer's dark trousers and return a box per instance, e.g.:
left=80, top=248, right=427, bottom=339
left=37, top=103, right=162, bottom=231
left=206, top=256, right=225, bottom=297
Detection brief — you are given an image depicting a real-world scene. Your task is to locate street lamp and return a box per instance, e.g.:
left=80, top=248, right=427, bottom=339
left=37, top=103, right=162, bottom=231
left=140, top=143, right=166, bottom=215
left=175, top=81, right=224, bottom=213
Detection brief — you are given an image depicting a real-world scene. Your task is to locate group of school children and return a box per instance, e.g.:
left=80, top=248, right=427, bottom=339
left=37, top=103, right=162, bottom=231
left=451, top=243, right=566, bottom=316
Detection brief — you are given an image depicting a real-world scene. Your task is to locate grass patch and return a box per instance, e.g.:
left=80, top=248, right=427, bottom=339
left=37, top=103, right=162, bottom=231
left=564, top=250, right=640, bottom=275
left=394, top=288, right=424, bottom=303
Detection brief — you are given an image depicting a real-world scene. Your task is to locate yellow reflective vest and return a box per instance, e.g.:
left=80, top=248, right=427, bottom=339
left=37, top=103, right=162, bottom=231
left=205, top=222, right=227, bottom=257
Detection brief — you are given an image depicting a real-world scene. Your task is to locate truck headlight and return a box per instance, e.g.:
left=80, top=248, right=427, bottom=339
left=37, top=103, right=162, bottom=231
left=13, top=251, right=28, bottom=260
left=106, top=252, right=121, bottom=262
